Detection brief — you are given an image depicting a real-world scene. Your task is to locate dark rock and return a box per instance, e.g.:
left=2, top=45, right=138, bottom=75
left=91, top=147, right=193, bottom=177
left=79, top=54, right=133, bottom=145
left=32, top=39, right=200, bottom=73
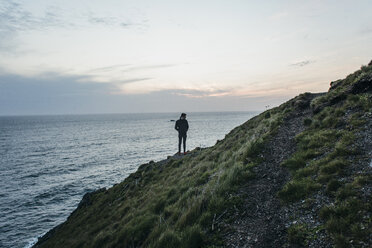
left=33, top=223, right=64, bottom=247
left=312, top=104, right=325, bottom=114
left=294, top=99, right=310, bottom=109
left=314, top=70, right=371, bottom=114
left=137, top=163, right=149, bottom=171
left=312, top=91, right=347, bottom=114
left=77, top=188, right=106, bottom=209
left=312, top=89, right=352, bottom=114
left=33, top=187, right=106, bottom=247
left=329, top=93, right=347, bottom=105
left=330, top=80, right=342, bottom=91
left=350, top=74, right=372, bottom=94
left=292, top=92, right=313, bottom=110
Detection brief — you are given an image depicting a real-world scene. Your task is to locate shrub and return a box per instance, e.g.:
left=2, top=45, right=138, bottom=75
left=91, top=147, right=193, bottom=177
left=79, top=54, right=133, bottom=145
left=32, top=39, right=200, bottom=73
left=181, top=225, right=205, bottom=248
left=153, top=198, right=166, bottom=214
left=336, top=184, right=357, bottom=201
left=298, top=129, right=339, bottom=150
left=198, top=212, right=213, bottom=227
left=287, top=224, right=307, bottom=245
left=320, top=159, right=348, bottom=175
left=321, top=116, right=338, bottom=128
left=195, top=172, right=210, bottom=186
left=350, top=118, right=366, bottom=127
left=326, top=179, right=342, bottom=194
left=333, top=234, right=349, bottom=248
left=278, top=178, right=321, bottom=202
left=319, top=198, right=366, bottom=246
left=294, top=165, right=317, bottom=179
left=303, top=118, right=312, bottom=126
left=243, top=139, right=265, bottom=161
left=93, top=233, right=111, bottom=248
left=353, top=175, right=371, bottom=186
left=155, top=230, right=182, bottom=248
left=129, top=214, right=157, bottom=244
left=334, top=108, right=345, bottom=117
left=177, top=201, right=202, bottom=228
left=115, top=214, right=157, bottom=246
left=281, top=154, right=306, bottom=171
left=224, top=163, right=254, bottom=187
left=325, top=216, right=348, bottom=234
left=347, top=94, right=359, bottom=103
left=319, top=205, right=333, bottom=220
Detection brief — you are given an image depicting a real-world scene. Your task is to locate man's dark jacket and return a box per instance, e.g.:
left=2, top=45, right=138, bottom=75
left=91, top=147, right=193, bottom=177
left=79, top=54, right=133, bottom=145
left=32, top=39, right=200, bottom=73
left=175, top=119, right=189, bottom=135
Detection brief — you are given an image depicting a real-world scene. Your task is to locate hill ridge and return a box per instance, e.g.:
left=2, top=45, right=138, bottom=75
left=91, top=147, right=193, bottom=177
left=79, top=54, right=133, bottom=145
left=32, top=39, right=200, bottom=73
left=34, top=62, right=372, bottom=248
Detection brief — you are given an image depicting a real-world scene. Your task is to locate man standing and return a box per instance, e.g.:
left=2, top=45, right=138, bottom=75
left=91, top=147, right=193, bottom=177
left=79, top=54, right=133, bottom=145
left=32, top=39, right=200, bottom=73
left=175, top=113, right=189, bottom=155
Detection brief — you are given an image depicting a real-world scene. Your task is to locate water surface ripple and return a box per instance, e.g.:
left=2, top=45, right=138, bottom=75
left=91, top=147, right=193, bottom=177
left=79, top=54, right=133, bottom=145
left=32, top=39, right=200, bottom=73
left=0, top=112, right=256, bottom=248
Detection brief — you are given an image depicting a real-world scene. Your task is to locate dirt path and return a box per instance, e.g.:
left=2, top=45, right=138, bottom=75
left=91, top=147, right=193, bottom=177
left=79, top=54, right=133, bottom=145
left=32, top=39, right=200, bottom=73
left=220, top=104, right=313, bottom=247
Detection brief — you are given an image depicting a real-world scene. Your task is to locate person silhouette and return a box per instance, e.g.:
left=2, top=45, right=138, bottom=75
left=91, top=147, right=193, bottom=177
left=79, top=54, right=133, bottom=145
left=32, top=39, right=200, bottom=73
left=175, top=113, right=189, bottom=155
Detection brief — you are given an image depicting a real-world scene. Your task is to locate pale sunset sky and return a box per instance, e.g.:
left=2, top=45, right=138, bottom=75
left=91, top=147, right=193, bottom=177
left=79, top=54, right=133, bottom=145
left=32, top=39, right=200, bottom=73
left=0, top=0, right=371, bottom=115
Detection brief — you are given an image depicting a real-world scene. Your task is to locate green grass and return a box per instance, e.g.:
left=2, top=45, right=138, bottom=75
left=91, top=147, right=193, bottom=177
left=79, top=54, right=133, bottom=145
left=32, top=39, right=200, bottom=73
left=278, top=178, right=321, bottom=202
left=326, top=179, right=342, bottom=195
left=287, top=224, right=307, bottom=244
left=303, top=118, right=312, bottom=126
left=154, top=230, right=182, bottom=248
left=320, top=159, right=348, bottom=175
left=319, top=194, right=371, bottom=247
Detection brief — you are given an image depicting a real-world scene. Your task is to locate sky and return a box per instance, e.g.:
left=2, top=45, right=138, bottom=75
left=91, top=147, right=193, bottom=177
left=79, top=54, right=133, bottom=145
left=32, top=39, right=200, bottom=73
left=0, top=0, right=371, bottom=115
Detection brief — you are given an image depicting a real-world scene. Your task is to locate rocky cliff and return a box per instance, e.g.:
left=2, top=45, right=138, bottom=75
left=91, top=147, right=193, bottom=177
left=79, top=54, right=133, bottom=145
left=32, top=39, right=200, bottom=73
left=34, top=61, right=372, bottom=248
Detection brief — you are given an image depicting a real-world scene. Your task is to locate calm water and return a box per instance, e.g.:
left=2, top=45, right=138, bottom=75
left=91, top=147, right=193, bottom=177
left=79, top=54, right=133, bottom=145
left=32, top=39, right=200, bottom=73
left=0, top=112, right=257, bottom=248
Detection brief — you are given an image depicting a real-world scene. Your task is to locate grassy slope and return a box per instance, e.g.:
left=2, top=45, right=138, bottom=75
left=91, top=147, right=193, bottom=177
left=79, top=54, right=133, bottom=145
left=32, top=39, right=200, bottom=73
left=279, top=62, right=372, bottom=247
left=36, top=62, right=371, bottom=248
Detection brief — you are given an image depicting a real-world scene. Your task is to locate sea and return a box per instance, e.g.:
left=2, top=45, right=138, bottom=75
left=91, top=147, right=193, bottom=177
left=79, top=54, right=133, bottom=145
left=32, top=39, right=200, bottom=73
left=0, top=111, right=257, bottom=248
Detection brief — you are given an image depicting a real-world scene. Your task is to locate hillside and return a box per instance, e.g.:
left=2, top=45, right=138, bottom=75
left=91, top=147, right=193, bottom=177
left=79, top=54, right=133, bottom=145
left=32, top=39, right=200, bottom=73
left=34, top=61, right=372, bottom=248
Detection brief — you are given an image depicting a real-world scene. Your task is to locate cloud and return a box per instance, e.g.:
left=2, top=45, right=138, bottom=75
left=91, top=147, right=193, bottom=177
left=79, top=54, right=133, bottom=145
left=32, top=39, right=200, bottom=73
left=121, top=64, right=179, bottom=72
left=0, top=68, right=299, bottom=115
left=120, top=78, right=152, bottom=83
left=84, top=9, right=148, bottom=30
left=0, top=1, right=73, bottom=54
left=120, top=22, right=131, bottom=28
left=0, top=71, right=262, bottom=115
left=86, top=63, right=179, bottom=91
left=89, top=64, right=132, bottom=73
left=0, top=71, right=113, bottom=115
left=89, top=16, right=113, bottom=24
left=0, top=1, right=147, bottom=55
left=172, top=88, right=232, bottom=98
left=0, top=1, right=71, bottom=33
left=89, top=64, right=178, bottom=73
left=36, top=69, right=153, bottom=89
left=113, top=77, right=153, bottom=89
left=0, top=70, right=108, bottom=93
left=0, top=1, right=143, bottom=34
left=289, top=60, right=315, bottom=67
left=87, top=15, right=134, bottom=28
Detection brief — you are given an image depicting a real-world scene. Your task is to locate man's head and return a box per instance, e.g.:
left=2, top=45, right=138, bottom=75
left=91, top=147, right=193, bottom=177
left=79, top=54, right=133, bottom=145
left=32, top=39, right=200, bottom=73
left=180, top=113, right=186, bottom=119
